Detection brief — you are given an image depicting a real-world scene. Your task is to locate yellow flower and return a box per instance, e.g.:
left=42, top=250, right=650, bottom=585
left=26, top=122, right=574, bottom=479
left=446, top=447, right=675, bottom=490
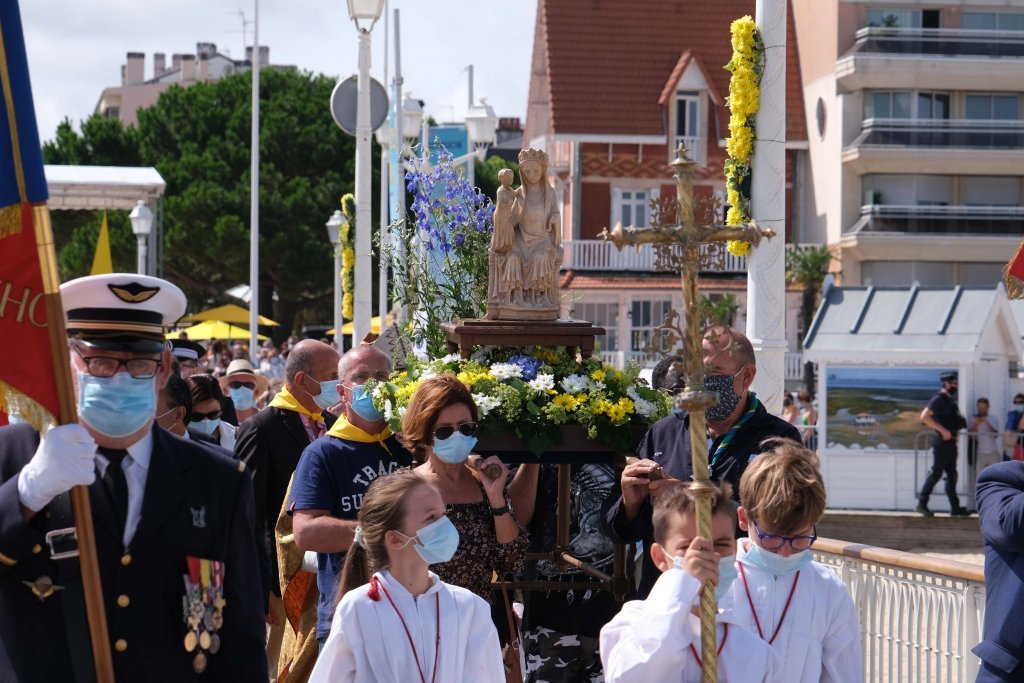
left=547, top=388, right=558, bottom=395
left=617, top=397, right=635, bottom=415
left=727, top=240, right=752, bottom=257
left=591, top=369, right=606, bottom=382
left=341, top=246, right=355, bottom=271
left=553, top=394, right=578, bottom=411
left=342, top=292, right=353, bottom=320
left=606, top=404, right=627, bottom=422
left=726, top=206, right=745, bottom=226
left=591, top=398, right=612, bottom=415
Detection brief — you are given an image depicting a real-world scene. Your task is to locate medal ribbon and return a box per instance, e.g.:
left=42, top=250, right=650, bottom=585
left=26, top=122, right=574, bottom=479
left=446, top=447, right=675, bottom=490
left=709, top=393, right=759, bottom=471
left=378, top=580, right=440, bottom=683
left=689, top=623, right=728, bottom=671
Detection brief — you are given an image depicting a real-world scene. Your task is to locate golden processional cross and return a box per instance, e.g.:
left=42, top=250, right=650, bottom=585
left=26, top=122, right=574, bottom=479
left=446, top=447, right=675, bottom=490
left=599, top=144, right=775, bottom=683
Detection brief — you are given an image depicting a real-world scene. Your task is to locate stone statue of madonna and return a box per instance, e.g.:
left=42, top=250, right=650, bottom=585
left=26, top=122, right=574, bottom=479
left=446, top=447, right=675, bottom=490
left=486, top=148, right=561, bottom=320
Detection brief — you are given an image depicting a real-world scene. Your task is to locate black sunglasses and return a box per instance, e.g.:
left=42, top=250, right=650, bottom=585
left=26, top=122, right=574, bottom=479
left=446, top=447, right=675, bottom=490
left=191, top=409, right=222, bottom=422
left=227, top=380, right=256, bottom=390
left=433, top=422, right=478, bottom=440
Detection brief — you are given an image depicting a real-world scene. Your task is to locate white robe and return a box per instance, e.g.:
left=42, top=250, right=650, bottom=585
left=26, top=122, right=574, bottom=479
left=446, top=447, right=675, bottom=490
left=727, top=540, right=863, bottom=683
left=309, top=570, right=505, bottom=683
left=600, top=568, right=780, bottom=682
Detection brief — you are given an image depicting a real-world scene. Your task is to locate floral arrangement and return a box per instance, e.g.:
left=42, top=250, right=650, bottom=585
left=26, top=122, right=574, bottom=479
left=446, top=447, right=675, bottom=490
left=339, top=193, right=356, bottom=320
left=368, top=347, right=672, bottom=455
left=381, top=145, right=495, bottom=357
left=723, top=15, right=764, bottom=258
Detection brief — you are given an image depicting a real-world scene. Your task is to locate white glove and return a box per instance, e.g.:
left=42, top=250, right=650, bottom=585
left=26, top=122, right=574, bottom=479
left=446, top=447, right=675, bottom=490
left=17, top=423, right=98, bottom=512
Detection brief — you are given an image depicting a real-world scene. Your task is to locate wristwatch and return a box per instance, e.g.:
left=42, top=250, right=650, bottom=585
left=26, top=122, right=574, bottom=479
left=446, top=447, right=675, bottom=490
left=490, top=503, right=511, bottom=517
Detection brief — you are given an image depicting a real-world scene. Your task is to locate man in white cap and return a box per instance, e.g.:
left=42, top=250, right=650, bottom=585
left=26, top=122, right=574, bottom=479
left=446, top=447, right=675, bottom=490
left=0, top=273, right=267, bottom=682
left=169, top=338, right=206, bottom=379
left=219, top=359, right=269, bottom=424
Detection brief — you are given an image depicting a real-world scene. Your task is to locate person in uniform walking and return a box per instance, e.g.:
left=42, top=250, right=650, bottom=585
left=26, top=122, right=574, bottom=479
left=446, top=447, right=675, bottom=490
left=917, top=371, right=970, bottom=517
left=0, top=273, right=267, bottom=682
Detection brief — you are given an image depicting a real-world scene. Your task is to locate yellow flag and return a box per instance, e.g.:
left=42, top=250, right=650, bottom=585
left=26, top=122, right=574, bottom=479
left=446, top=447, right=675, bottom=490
left=90, top=210, right=113, bottom=275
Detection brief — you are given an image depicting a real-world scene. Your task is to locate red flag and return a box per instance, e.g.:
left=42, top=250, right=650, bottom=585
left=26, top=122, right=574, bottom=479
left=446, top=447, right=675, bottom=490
left=0, top=1, right=65, bottom=430
left=1006, top=237, right=1024, bottom=300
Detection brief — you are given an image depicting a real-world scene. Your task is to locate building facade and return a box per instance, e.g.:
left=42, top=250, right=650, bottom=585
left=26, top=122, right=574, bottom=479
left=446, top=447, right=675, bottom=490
left=791, top=0, right=1024, bottom=287
left=524, top=0, right=809, bottom=367
left=95, top=43, right=275, bottom=128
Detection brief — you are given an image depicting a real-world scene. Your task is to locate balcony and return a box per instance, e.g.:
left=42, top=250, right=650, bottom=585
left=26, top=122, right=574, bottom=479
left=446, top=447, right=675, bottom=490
left=843, top=118, right=1024, bottom=175
left=562, top=240, right=748, bottom=273
left=851, top=204, right=1024, bottom=236
left=836, top=27, right=1024, bottom=92
left=673, top=135, right=703, bottom=164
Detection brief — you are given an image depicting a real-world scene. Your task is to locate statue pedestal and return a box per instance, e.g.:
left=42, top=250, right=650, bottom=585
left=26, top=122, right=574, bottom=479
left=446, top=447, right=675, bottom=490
left=440, top=318, right=606, bottom=360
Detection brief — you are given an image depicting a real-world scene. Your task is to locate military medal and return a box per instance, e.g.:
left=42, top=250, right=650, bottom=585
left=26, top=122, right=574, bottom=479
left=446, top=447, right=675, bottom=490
left=199, top=630, right=211, bottom=650
left=182, top=557, right=227, bottom=668
left=184, top=631, right=197, bottom=652
left=208, top=634, right=221, bottom=655
left=193, top=651, right=207, bottom=673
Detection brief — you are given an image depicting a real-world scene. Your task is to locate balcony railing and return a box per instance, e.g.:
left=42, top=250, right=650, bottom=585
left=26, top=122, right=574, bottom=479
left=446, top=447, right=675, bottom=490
left=813, top=538, right=984, bottom=682
left=851, top=118, right=1024, bottom=150
left=853, top=26, right=1024, bottom=58
left=673, top=135, right=703, bottom=163
left=853, top=204, right=1024, bottom=236
left=562, top=240, right=748, bottom=273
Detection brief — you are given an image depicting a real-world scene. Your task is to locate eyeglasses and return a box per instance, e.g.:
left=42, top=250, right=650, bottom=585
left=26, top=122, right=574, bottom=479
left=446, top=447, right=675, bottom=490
left=178, top=359, right=198, bottom=369
left=73, top=347, right=161, bottom=379
left=191, top=409, right=222, bottom=422
left=752, top=521, right=817, bottom=552
left=227, top=380, right=256, bottom=390
left=433, top=422, right=478, bottom=440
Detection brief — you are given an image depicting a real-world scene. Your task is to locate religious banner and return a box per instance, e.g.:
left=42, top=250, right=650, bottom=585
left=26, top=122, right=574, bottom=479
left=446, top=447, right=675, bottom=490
left=1006, top=236, right=1024, bottom=299
left=0, top=0, right=61, bottom=430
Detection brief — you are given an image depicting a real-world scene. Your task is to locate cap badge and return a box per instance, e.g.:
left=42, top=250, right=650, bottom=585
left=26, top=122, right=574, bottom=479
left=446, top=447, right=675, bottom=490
left=23, top=575, right=65, bottom=601
left=108, top=282, right=161, bottom=304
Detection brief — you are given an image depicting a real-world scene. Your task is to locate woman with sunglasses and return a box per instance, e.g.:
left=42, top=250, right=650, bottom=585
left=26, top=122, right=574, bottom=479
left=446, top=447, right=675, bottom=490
left=186, top=374, right=238, bottom=450
left=403, top=375, right=530, bottom=639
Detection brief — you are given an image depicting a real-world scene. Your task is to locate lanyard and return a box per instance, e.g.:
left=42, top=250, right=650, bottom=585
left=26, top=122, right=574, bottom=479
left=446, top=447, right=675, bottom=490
left=738, top=562, right=800, bottom=644
left=379, top=582, right=440, bottom=683
left=709, top=394, right=759, bottom=470
left=689, top=623, right=729, bottom=671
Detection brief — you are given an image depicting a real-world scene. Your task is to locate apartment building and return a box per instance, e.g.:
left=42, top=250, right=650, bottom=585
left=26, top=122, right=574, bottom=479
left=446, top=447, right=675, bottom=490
left=95, top=43, right=274, bottom=128
left=791, top=1, right=1024, bottom=286
left=524, top=0, right=807, bottom=366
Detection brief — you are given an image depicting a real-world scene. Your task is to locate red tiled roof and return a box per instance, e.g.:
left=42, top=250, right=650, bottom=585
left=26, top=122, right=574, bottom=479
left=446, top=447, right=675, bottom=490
left=535, top=0, right=806, bottom=141
left=658, top=51, right=724, bottom=107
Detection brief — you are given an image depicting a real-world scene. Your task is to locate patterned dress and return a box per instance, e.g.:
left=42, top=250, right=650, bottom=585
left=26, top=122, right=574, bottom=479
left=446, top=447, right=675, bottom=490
left=432, top=488, right=528, bottom=605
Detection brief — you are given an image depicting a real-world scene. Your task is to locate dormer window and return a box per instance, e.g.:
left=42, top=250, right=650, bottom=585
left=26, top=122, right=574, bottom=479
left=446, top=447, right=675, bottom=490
left=675, top=91, right=704, bottom=165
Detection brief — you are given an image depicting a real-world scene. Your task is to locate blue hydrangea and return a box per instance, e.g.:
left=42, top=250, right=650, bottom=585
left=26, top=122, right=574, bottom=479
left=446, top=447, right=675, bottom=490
left=508, top=354, right=543, bottom=382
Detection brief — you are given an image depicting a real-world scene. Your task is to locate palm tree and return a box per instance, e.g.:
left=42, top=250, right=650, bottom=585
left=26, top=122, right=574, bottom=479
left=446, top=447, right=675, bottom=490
left=786, top=245, right=837, bottom=394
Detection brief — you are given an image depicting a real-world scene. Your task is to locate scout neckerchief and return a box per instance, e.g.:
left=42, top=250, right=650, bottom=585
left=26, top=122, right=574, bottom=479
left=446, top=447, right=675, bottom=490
left=709, top=392, right=760, bottom=472
left=689, top=623, right=729, bottom=671
left=738, top=559, right=800, bottom=644
left=269, top=385, right=326, bottom=441
left=326, top=415, right=393, bottom=454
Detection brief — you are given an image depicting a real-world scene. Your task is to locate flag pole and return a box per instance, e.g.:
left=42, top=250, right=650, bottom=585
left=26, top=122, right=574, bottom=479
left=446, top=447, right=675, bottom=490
left=33, top=205, right=115, bottom=681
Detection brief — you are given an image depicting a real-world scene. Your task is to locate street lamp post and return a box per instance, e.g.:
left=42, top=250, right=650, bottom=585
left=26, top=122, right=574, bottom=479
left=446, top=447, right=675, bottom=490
left=325, top=210, right=345, bottom=348
left=128, top=200, right=154, bottom=275
left=347, top=0, right=386, bottom=347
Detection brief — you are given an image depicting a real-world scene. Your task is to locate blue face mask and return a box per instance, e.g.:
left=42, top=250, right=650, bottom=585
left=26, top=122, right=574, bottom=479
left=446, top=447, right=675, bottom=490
left=77, top=371, right=156, bottom=438
left=432, top=432, right=478, bottom=464
left=397, top=515, right=460, bottom=565
left=311, top=379, right=340, bottom=412
left=674, top=553, right=738, bottom=601
left=741, top=541, right=812, bottom=577
left=229, top=386, right=255, bottom=411
left=345, top=383, right=383, bottom=421
left=191, top=417, right=221, bottom=436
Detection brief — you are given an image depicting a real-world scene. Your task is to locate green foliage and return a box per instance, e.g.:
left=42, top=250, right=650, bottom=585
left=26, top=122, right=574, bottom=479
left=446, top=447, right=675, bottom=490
left=785, top=244, right=835, bottom=288
left=698, top=294, right=739, bottom=329
left=473, top=156, right=519, bottom=204
left=42, top=68, right=371, bottom=335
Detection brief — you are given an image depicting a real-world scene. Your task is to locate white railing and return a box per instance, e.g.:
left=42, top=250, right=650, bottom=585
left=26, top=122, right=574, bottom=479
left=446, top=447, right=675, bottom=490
left=562, top=240, right=748, bottom=272
left=673, top=135, right=703, bottom=164
left=813, top=538, right=985, bottom=683
left=597, top=350, right=662, bottom=370
left=861, top=204, right=1024, bottom=219
left=854, top=26, right=1024, bottom=58
left=785, top=352, right=804, bottom=381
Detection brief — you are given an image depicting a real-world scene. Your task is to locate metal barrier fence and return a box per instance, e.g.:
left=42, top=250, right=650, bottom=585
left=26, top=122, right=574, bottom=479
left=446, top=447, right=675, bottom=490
left=813, top=538, right=985, bottom=683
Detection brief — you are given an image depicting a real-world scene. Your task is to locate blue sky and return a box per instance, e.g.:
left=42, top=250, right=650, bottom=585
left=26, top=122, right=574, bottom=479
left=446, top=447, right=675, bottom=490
left=19, top=0, right=537, bottom=143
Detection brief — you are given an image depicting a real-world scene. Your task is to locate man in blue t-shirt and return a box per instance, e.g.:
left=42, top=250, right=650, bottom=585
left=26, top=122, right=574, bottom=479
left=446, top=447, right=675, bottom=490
left=288, top=345, right=412, bottom=647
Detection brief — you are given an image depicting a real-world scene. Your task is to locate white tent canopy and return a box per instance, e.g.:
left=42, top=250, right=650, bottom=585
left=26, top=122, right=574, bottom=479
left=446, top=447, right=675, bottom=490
left=44, top=164, right=165, bottom=210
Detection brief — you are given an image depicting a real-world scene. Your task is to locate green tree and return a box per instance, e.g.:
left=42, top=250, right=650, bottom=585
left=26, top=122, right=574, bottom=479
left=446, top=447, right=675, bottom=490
left=43, top=68, right=375, bottom=339
left=786, top=244, right=836, bottom=393
left=473, top=155, right=519, bottom=202
left=698, top=294, right=739, bottom=329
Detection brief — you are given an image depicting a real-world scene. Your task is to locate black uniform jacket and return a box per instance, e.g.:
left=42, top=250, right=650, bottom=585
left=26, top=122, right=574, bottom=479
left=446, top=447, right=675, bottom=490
left=0, top=423, right=267, bottom=683
left=603, top=397, right=802, bottom=598
left=234, top=406, right=336, bottom=596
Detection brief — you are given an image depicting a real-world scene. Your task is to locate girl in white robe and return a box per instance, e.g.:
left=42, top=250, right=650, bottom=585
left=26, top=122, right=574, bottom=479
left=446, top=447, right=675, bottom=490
left=308, top=470, right=505, bottom=683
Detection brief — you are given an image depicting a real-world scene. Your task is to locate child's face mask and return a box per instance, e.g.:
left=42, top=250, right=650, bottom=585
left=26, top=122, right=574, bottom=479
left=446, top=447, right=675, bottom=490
left=674, top=553, right=738, bottom=600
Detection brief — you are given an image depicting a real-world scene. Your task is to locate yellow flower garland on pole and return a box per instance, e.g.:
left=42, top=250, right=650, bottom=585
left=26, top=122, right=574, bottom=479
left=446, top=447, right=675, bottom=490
left=339, top=193, right=356, bottom=320
left=724, top=15, right=764, bottom=257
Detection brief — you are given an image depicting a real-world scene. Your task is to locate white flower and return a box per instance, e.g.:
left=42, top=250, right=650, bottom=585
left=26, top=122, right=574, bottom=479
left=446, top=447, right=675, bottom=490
left=588, top=379, right=606, bottom=391
left=473, top=393, right=502, bottom=417
left=383, top=400, right=395, bottom=422
left=490, top=363, right=523, bottom=381
left=528, top=373, right=555, bottom=395
left=560, top=374, right=588, bottom=395
left=470, top=345, right=496, bottom=363
left=441, top=353, right=462, bottom=364
left=398, top=406, right=408, bottom=420
left=633, top=398, right=656, bottom=418
left=626, top=386, right=640, bottom=401
left=420, top=367, right=439, bottom=380
left=372, top=383, right=389, bottom=400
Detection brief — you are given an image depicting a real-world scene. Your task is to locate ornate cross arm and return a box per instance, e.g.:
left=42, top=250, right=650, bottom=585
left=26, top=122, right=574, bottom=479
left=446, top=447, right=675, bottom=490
left=599, top=220, right=775, bottom=251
